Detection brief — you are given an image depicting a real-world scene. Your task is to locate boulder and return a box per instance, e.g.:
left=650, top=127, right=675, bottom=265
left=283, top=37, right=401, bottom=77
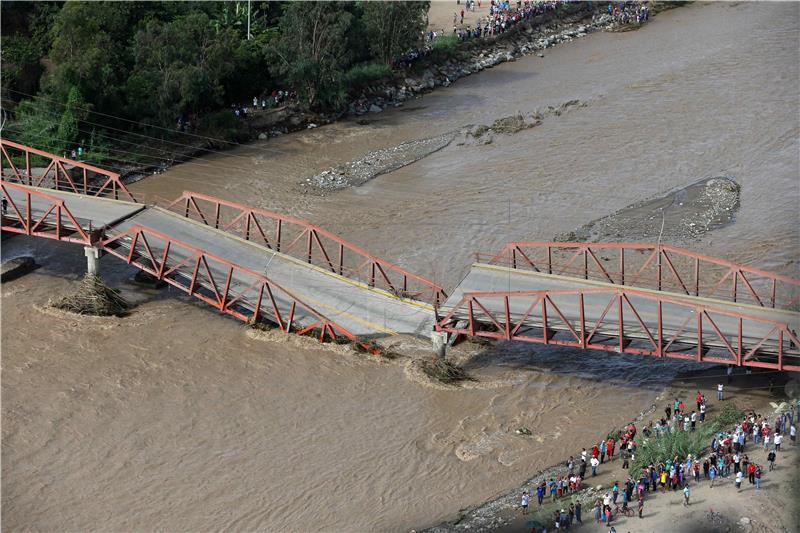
left=1, top=256, right=38, bottom=282
left=257, top=132, right=268, bottom=140
left=369, top=104, right=383, bottom=114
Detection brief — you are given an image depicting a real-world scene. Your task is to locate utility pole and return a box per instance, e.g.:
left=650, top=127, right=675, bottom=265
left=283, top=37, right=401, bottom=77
left=247, top=0, right=252, bottom=40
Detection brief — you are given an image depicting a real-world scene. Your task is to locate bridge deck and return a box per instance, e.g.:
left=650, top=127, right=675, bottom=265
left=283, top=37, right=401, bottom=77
left=3, top=186, right=144, bottom=228
left=112, top=208, right=434, bottom=338
left=442, top=264, right=800, bottom=360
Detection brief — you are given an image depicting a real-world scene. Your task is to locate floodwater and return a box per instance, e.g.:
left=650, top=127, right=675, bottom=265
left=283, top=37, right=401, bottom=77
left=2, top=2, right=798, bottom=531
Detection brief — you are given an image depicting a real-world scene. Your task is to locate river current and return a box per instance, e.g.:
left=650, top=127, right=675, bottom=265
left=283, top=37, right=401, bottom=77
left=2, top=2, right=798, bottom=530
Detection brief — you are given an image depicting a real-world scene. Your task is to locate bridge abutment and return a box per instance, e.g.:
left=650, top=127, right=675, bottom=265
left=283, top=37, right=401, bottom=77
left=84, top=246, right=101, bottom=276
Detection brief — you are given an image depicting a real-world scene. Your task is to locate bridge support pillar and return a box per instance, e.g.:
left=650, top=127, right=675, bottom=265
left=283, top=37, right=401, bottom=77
left=431, top=330, right=448, bottom=359
left=84, top=246, right=101, bottom=276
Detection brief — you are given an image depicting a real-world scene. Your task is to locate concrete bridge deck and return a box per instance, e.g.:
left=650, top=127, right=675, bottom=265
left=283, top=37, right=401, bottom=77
left=111, top=207, right=435, bottom=337
left=438, top=263, right=800, bottom=365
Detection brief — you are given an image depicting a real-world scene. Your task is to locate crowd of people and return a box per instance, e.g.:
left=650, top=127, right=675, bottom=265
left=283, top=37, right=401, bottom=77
left=599, top=1, right=650, bottom=25
left=446, top=0, right=567, bottom=42
left=229, top=90, right=299, bottom=120
left=518, top=389, right=798, bottom=532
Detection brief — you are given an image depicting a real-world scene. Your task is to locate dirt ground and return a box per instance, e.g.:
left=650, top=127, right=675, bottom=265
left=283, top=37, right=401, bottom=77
left=484, top=369, right=800, bottom=533
left=428, top=0, right=492, bottom=32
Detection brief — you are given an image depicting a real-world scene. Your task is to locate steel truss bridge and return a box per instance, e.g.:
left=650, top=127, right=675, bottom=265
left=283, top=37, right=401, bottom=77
left=2, top=139, right=799, bottom=370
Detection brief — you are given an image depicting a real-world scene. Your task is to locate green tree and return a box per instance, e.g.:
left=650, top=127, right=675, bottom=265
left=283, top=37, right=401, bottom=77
left=361, top=1, right=429, bottom=64
left=55, top=86, right=88, bottom=149
left=269, top=2, right=356, bottom=110
left=127, top=12, right=236, bottom=125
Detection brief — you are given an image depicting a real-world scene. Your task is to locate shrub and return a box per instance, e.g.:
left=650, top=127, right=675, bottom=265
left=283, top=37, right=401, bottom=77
left=430, top=34, right=459, bottom=61
left=629, top=405, right=744, bottom=478
left=197, top=110, right=245, bottom=145
left=344, top=63, right=393, bottom=91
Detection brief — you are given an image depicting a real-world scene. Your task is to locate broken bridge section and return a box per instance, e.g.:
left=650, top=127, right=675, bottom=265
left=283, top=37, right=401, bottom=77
left=1, top=140, right=443, bottom=343
left=437, top=249, right=800, bottom=371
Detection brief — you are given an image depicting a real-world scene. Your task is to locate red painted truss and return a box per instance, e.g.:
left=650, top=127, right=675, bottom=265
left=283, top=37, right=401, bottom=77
left=479, top=242, right=800, bottom=310
left=101, top=224, right=357, bottom=343
left=436, top=287, right=800, bottom=371
left=1, top=180, right=93, bottom=244
left=0, top=138, right=136, bottom=201
left=164, top=191, right=447, bottom=306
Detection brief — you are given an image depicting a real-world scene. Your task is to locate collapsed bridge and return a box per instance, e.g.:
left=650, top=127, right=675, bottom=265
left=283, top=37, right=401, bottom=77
left=2, top=138, right=798, bottom=370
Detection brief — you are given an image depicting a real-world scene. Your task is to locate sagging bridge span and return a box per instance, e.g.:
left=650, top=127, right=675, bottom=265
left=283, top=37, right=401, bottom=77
left=2, top=138, right=798, bottom=371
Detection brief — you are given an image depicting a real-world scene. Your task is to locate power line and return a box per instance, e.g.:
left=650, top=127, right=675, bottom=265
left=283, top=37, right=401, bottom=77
left=0, top=123, right=319, bottom=178
left=6, top=88, right=240, bottom=146
left=1, top=92, right=342, bottom=169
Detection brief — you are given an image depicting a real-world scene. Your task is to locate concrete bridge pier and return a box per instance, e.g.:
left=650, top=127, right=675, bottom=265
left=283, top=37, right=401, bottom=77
left=431, top=330, right=448, bottom=359
left=84, top=246, right=101, bottom=276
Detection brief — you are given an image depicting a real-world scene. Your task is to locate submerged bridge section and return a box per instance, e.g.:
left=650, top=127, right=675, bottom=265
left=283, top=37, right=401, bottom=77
left=3, top=139, right=799, bottom=370
left=1, top=139, right=443, bottom=343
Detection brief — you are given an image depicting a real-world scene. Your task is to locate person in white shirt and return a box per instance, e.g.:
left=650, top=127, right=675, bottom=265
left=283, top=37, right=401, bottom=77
left=791, top=424, right=797, bottom=445
left=717, top=383, right=724, bottom=401
left=735, top=470, right=743, bottom=490
left=774, top=432, right=783, bottom=451
left=590, top=456, right=600, bottom=476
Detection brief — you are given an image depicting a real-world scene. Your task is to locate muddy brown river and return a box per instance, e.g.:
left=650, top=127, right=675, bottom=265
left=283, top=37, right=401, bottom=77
left=2, top=2, right=798, bottom=531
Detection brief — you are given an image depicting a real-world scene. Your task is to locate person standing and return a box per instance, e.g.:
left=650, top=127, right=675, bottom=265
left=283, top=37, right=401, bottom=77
left=755, top=466, right=762, bottom=489
left=709, top=464, right=717, bottom=487
left=591, top=456, right=600, bottom=476
left=594, top=500, right=602, bottom=524
left=521, top=491, right=529, bottom=515
left=717, top=382, right=724, bottom=401
left=767, top=449, right=776, bottom=471
left=683, top=484, right=690, bottom=506
left=727, top=365, right=733, bottom=383
left=691, top=411, right=697, bottom=431
left=637, top=496, right=644, bottom=518
left=790, top=423, right=796, bottom=445
left=735, top=470, right=743, bottom=490
left=774, top=432, right=783, bottom=451
left=575, top=501, right=582, bottom=524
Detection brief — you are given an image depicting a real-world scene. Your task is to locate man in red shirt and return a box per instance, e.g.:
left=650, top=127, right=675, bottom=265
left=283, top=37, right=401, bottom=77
left=747, top=462, right=756, bottom=484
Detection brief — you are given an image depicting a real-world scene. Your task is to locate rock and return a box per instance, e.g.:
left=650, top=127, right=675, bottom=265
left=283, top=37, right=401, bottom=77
left=739, top=517, right=751, bottom=525
left=257, top=132, right=268, bottom=140
left=515, top=427, right=533, bottom=436
left=369, top=104, right=383, bottom=114
left=307, top=123, right=318, bottom=129
left=1, top=256, right=38, bottom=282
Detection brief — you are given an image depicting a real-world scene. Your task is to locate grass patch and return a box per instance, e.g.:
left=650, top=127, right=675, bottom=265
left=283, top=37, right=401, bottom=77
left=50, top=274, right=129, bottom=316
left=630, top=404, right=744, bottom=478
left=345, top=63, right=392, bottom=91
left=430, top=34, right=460, bottom=61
